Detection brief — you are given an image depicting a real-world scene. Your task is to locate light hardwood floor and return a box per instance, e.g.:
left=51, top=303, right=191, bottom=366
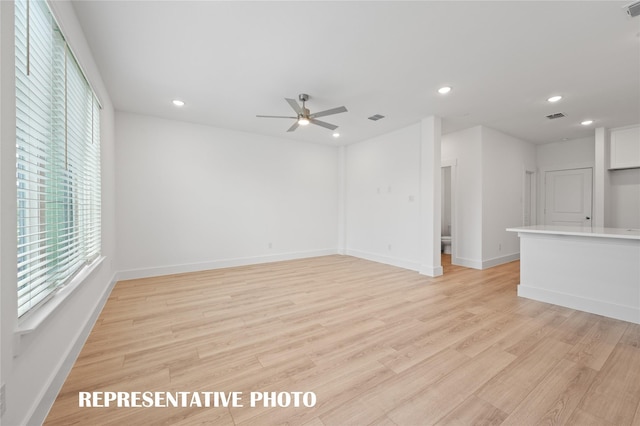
left=45, top=255, right=640, bottom=425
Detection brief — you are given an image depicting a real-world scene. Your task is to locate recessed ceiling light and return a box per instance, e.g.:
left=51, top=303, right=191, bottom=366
left=581, top=120, right=594, bottom=125
left=172, top=99, right=185, bottom=107
left=438, top=86, right=452, bottom=94
left=547, top=95, right=562, bottom=103
left=332, top=132, right=340, bottom=138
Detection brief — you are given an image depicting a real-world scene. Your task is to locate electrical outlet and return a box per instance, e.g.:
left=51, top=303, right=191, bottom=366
left=1, top=383, right=6, bottom=417
left=498, top=243, right=502, bottom=251
left=268, top=242, right=272, bottom=249
left=388, top=244, right=392, bottom=251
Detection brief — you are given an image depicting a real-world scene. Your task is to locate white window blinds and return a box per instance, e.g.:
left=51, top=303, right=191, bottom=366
left=15, top=0, right=101, bottom=318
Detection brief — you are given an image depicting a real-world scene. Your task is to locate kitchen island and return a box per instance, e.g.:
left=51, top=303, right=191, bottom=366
left=507, top=225, right=640, bottom=324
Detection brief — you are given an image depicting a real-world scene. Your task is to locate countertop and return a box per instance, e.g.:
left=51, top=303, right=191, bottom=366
left=506, top=225, right=640, bottom=240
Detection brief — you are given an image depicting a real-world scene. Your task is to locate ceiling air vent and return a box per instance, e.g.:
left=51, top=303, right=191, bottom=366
left=368, top=114, right=385, bottom=121
left=546, top=112, right=566, bottom=120
left=626, top=1, right=640, bottom=17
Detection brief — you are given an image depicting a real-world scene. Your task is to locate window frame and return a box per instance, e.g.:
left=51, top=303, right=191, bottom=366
left=15, top=0, right=102, bottom=321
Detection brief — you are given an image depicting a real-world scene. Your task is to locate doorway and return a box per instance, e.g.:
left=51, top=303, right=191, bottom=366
left=544, top=167, right=593, bottom=227
left=441, top=162, right=456, bottom=269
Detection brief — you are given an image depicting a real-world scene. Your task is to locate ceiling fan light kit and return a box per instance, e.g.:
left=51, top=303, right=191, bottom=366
left=257, top=93, right=347, bottom=132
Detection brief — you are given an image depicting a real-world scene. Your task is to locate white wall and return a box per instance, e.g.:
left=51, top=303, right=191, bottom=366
left=481, top=126, right=536, bottom=267
left=345, top=124, right=422, bottom=270
left=441, top=126, right=535, bottom=269
left=536, top=136, right=596, bottom=169
left=594, top=128, right=611, bottom=227
left=0, top=1, right=117, bottom=425
left=115, top=112, right=339, bottom=278
left=607, top=125, right=640, bottom=229
left=609, top=168, right=640, bottom=229
left=441, top=126, right=483, bottom=267
left=419, top=116, right=443, bottom=276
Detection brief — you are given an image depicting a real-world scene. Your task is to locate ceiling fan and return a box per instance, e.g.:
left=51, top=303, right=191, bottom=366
left=257, top=94, right=347, bottom=132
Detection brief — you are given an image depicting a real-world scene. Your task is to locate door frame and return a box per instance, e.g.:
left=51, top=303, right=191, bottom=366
left=441, top=158, right=458, bottom=268
left=523, top=168, right=537, bottom=226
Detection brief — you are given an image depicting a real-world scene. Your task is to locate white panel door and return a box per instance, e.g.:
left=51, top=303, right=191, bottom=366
left=544, top=168, right=593, bottom=227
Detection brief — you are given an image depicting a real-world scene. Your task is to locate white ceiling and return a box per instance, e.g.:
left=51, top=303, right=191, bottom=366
left=71, top=1, right=640, bottom=146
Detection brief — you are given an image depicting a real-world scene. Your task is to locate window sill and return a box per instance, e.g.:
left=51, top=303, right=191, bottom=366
left=14, top=256, right=105, bottom=353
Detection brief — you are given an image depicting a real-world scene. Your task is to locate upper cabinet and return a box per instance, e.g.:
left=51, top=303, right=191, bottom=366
left=610, top=125, right=640, bottom=170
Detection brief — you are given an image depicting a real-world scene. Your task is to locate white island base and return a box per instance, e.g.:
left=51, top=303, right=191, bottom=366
left=507, top=226, right=640, bottom=325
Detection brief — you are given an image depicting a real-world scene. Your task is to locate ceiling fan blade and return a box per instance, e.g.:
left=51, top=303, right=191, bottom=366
left=287, top=121, right=300, bottom=132
left=310, top=118, right=338, bottom=131
left=309, top=106, right=347, bottom=119
left=285, top=98, right=302, bottom=114
left=256, top=115, right=297, bottom=119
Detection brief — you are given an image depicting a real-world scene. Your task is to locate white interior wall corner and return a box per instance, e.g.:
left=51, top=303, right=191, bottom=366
left=419, top=116, right=442, bottom=276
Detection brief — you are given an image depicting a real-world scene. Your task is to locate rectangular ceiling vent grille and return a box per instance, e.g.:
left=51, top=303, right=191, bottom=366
left=546, top=112, right=566, bottom=120
left=368, top=114, right=385, bottom=121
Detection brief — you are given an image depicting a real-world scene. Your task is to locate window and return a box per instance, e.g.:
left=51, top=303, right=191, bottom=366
left=15, top=0, right=101, bottom=318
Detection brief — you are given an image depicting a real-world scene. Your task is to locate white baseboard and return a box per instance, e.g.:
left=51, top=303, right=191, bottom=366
left=482, top=253, right=520, bottom=269
left=453, top=253, right=520, bottom=270
left=116, top=249, right=339, bottom=281
left=453, top=256, right=483, bottom=269
left=419, top=265, right=443, bottom=277
left=518, top=284, right=640, bottom=325
left=345, top=249, right=421, bottom=272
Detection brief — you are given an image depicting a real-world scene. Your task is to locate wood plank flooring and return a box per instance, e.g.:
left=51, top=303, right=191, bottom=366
left=44, top=255, right=640, bottom=425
